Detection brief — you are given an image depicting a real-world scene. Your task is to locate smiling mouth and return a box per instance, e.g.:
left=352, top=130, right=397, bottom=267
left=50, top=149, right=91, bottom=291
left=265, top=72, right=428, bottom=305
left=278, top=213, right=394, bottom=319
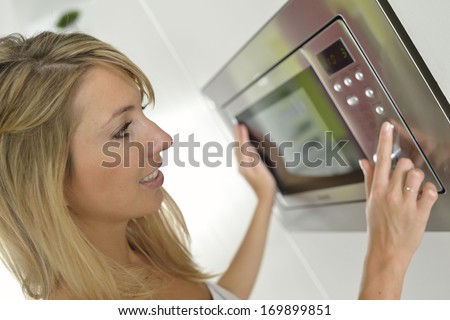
left=140, top=169, right=159, bottom=183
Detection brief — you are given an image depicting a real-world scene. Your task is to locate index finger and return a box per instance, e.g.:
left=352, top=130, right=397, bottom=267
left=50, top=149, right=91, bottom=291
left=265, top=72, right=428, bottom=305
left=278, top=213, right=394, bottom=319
left=372, top=122, right=394, bottom=189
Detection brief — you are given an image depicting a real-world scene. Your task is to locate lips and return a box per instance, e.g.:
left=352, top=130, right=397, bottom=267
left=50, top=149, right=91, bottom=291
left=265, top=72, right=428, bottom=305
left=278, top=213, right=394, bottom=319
left=140, top=169, right=159, bottom=182
left=139, top=169, right=164, bottom=188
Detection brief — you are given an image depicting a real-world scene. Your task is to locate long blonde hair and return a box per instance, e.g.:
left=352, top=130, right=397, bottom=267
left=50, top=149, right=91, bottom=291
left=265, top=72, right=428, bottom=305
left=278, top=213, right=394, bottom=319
left=0, top=32, right=208, bottom=299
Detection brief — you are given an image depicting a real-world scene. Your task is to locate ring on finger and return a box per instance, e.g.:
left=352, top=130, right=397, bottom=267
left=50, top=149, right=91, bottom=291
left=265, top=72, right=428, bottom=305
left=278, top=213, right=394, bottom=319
left=404, top=186, right=417, bottom=193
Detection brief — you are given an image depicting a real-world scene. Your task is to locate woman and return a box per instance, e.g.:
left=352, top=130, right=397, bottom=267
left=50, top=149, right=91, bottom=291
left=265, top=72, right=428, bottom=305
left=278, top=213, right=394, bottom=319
left=0, top=31, right=275, bottom=300
left=0, top=32, right=438, bottom=300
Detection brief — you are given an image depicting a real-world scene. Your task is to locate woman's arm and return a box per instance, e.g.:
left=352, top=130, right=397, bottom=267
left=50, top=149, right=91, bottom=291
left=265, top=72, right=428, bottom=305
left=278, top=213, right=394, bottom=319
left=218, top=124, right=276, bottom=299
left=359, top=122, right=438, bottom=299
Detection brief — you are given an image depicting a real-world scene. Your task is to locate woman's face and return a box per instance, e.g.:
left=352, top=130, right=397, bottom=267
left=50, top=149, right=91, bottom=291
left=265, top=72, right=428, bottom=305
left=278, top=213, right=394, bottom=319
left=65, top=65, right=172, bottom=224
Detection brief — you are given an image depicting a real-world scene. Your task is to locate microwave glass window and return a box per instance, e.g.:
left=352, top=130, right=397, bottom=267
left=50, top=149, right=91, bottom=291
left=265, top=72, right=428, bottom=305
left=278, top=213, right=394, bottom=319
left=237, top=67, right=363, bottom=194
left=317, top=39, right=354, bottom=75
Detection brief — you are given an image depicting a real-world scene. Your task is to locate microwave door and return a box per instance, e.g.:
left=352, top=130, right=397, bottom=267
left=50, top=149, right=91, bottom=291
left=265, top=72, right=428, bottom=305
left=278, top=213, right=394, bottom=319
left=234, top=65, right=365, bottom=195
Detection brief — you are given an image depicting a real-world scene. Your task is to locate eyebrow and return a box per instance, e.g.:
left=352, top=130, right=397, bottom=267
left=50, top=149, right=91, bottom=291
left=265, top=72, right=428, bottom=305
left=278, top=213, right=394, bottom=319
left=103, top=105, right=134, bottom=128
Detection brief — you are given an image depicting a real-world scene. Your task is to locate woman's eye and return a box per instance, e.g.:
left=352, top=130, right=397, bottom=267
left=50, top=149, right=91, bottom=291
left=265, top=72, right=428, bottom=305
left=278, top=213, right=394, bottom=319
left=113, top=121, right=132, bottom=139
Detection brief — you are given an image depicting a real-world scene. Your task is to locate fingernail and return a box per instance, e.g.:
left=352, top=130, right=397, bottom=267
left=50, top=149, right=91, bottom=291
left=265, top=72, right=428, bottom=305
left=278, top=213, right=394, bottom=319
left=383, top=121, right=394, bottom=132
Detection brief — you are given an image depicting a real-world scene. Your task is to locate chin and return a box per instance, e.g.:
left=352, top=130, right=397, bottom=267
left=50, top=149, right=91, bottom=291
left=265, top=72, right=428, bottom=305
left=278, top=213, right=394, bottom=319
left=149, top=201, right=163, bottom=213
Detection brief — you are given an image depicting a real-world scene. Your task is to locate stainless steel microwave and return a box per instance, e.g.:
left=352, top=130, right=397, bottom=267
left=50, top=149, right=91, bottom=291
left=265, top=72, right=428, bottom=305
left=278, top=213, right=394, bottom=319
left=202, top=0, right=450, bottom=230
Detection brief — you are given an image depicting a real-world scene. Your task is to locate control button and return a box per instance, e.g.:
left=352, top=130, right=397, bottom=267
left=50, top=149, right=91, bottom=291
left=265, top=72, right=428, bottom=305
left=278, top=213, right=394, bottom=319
left=344, top=77, right=353, bottom=87
left=365, top=88, right=375, bottom=98
left=355, top=71, right=364, bottom=81
left=375, top=105, right=384, bottom=115
left=333, top=83, right=343, bottom=92
left=346, top=96, right=359, bottom=106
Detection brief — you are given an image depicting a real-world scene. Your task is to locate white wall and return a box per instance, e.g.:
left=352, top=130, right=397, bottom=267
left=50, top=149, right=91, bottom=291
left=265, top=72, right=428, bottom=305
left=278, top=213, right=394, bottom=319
left=1, top=0, right=450, bottom=300
left=141, top=0, right=289, bottom=89
left=388, top=0, right=450, bottom=104
left=0, top=0, right=22, bottom=34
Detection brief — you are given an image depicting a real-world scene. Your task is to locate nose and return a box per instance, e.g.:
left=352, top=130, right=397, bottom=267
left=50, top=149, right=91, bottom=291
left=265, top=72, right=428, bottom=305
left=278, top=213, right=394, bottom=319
left=146, top=122, right=172, bottom=157
left=159, top=129, right=173, bottom=153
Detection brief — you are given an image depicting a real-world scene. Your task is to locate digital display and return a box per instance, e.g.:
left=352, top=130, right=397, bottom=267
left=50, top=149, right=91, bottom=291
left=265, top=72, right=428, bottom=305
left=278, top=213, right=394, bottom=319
left=317, top=39, right=354, bottom=75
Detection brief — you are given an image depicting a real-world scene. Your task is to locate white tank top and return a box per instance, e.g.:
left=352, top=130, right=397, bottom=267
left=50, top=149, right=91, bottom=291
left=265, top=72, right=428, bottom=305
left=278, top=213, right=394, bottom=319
left=206, top=283, right=239, bottom=300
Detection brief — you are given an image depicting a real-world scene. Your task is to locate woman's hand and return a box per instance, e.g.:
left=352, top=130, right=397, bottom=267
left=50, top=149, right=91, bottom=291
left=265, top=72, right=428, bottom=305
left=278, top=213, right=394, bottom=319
left=359, top=122, right=438, bottom=299
left=234, top=124, right=276, bottom=200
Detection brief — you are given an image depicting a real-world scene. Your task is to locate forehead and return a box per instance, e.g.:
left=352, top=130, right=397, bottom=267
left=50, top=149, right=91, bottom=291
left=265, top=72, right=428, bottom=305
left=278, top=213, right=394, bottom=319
left=71, top=65, right=140, bottom=123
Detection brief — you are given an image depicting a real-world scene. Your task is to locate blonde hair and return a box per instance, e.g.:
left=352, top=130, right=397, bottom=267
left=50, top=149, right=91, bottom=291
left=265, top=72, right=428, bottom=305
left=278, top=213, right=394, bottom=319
left=0, top=32, right=208, bottom=299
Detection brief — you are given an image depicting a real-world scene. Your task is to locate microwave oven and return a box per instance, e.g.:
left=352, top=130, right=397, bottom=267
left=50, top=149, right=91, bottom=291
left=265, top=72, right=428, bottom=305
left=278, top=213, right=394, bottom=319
left=202, top=0, right=450, bottom=230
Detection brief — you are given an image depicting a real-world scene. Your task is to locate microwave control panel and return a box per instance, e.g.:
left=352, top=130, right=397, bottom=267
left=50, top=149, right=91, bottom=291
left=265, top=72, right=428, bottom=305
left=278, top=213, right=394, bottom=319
left=301, top=19, right=444, bottom=192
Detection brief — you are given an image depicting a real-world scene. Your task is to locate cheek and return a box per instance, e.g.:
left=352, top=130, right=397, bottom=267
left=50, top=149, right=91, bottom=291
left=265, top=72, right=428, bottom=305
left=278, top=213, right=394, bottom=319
left=72, top=146, right=117, bottom=188
left=71, top=140, right=141, bottom=190
left=125, top=145, right=147, bottom=168
left=66, top=146, right=137, bottom=215
left=105, top=140, right=148, bottom=169
left=66, top=143, right=162, bottom=220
